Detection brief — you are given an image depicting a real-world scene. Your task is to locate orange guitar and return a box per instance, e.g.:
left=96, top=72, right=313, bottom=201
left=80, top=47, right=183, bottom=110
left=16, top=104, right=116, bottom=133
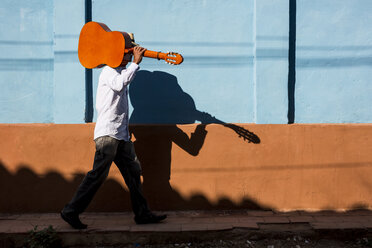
left=78, top=22, right=184, bottom=68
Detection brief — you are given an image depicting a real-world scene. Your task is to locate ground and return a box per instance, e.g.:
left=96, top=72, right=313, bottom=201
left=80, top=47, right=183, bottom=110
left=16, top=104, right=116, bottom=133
left=71, top=236, right=372, bottom=248
left=2, top=210, right=372, bottom=248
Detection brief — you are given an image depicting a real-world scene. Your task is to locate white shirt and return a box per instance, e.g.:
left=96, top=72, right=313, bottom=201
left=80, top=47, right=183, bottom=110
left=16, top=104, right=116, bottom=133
left=94, top=63, right=140, bottom=141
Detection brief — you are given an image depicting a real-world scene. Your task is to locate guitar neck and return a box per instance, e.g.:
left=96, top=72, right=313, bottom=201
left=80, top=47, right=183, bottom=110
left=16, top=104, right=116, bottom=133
left=124, top=48, right=183, bottom=65
left=124, top=48, right=166, bottom=60
left=144, top=50, right=167, bottom=60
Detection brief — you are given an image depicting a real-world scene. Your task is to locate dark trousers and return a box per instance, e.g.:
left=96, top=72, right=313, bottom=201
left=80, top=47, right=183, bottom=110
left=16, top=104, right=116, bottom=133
left=63, top=136, right=150, bottom=217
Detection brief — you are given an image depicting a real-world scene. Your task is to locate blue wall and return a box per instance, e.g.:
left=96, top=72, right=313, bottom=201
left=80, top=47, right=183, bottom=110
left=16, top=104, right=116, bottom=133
left=92, top=0, right=258, bottom=124
left=0, top=0, right=54, bottom=123
left=0, top=0, right=371, bottom=124
left=53, top=0, right=85, bottom=123
left=296, top=0, right=372, bottom=123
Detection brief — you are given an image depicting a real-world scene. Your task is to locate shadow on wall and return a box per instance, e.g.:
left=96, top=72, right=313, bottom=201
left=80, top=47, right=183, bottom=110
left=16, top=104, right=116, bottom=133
left=0, top=71, right=263, bottom=213
left=129, top=70, right=260, bottom=210
left=0, top=161, right=267, bottom=213
left=129, top=70, right=260, bottom=143
left=0, top=162, right=132, bottom=213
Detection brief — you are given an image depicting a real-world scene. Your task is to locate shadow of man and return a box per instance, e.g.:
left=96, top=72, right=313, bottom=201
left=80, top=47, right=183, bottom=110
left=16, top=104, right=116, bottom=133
left=129, top=70, right=211, bottom=209
left=129, top=70, right=260, bottom=210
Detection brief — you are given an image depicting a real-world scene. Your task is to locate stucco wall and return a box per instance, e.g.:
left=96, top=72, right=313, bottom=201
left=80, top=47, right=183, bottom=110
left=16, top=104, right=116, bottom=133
left=296, top=0, right=372, bottom=123
left=0, top=0, right=54, bottom=123
left=92, top=0, right=257, bottom=124
left=1, top=1, right=372, bottom=213
left=53, top=0, right=86, bottom=123
left=1, top=0, right=371, bottom=124
left=1, top=123, right=372, bottom=212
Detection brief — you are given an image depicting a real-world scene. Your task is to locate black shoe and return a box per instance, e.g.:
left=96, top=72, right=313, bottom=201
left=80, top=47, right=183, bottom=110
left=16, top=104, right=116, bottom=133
left=60, top=211, right=87, bottom=229
left=135, top=213, right=167, bottom=224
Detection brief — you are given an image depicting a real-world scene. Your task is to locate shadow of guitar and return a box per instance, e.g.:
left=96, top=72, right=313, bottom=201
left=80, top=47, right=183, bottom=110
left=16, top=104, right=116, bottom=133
left=195, top=110, right=260, bottom=144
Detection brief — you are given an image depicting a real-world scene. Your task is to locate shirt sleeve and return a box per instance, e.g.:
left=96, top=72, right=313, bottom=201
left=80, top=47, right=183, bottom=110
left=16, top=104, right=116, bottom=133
left=106, top=63, right=140, bottom=92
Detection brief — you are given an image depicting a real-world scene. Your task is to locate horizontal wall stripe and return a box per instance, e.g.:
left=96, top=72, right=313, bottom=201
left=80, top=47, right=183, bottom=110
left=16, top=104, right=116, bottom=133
left=297, top=56, right=372, bottom=68
left=0, top=59, right=53, bottom=71
left=0, top=40, right=53, bottom=46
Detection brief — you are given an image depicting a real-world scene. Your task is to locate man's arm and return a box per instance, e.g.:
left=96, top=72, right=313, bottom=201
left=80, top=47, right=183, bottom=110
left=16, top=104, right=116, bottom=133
left=105, top=46, right=147, bottom=91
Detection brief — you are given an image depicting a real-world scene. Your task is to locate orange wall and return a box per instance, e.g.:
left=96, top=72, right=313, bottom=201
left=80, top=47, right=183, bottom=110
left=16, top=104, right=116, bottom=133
left=0, top=123, right=372, bottom=212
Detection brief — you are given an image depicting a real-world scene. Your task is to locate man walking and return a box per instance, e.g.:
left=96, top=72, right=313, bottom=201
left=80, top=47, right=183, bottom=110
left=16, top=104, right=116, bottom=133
left=61, top=46, right=166, bottom=229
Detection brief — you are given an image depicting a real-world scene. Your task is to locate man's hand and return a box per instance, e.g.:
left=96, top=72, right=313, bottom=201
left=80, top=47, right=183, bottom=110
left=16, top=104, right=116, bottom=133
left=132, top=46, right=146, bottom=65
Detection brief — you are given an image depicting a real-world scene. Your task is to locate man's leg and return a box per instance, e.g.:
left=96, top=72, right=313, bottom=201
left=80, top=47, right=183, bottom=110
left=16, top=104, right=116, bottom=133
left=62, top=136, right=119, bottom=228
left=114, top=140, right=166, bottom=224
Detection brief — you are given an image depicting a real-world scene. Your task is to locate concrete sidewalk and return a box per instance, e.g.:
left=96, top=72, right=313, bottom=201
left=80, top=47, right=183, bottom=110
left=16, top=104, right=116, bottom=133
left=1, top=210, right=372, bottom=247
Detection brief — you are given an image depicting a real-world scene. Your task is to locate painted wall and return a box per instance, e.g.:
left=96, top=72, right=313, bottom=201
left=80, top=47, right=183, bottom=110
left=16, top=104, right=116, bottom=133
left=296, top=0, right=372, bottom=123
left=1, top=1, right=372, bottom=213
left=0, top=0, right=54, bottom=123
left=0, top=0, right=290, bottom=124
left=53, top=0, right=86, bottom=123
left=92, top=0, right=257, bottom=124
left=1, top=123, right=372, bottom=212
left=1, top=1, right=371, bottom=124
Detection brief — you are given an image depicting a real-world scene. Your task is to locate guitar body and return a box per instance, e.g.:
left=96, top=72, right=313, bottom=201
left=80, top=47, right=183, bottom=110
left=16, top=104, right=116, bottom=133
left=78, top=22, right=133, bottom=68
left=78, top=21, right=183, bottom=69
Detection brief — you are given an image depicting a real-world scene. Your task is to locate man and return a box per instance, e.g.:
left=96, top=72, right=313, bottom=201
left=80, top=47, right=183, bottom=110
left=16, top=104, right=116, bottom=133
left=61, top=46, right=166, bottom=229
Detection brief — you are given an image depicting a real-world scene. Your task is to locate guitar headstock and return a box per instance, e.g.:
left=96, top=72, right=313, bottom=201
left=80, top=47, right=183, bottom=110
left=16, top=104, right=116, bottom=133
left=225, top=124, right=261, bottom=144
left=164, top=52, right=184, bottom=65
left=195, top=110, right=260, bottom=144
